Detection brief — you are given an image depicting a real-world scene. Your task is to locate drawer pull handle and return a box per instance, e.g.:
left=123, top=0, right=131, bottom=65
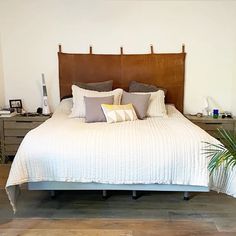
left=16, top=121, right=33, bottom=123
left=16, top=136, right=24, bottom=138
left=205, top=123, right=222, bottom=125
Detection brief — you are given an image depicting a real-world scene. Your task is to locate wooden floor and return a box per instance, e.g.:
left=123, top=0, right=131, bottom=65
left=0, top=187, right=236, bottom=236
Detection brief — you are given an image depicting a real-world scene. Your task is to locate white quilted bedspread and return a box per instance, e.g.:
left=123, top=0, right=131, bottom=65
left=6, top=102, right=236, bottom=212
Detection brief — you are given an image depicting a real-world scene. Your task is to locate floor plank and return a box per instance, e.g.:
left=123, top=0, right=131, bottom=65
left=0, top=219, right=219, bottom=236
left=133, top=230, right=236, bottom=236
left=0, top=229, right=133, bottom=236
left=0, top=219, right=217, bottom=231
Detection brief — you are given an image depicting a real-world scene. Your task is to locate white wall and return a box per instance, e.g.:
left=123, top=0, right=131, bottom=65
left=233, top=63, right=236, bottom=116
left=0, top=0, right=236, bottom=114
left=0, top=36, right=5, bottom=107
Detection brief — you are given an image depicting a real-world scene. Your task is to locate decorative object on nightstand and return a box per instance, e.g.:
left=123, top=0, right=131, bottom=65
left=202, top=96, right=222, bottom=117
left=0, top=114, right=50, bottom=162
left=213, top=109, right=219, bottom=119
left=9, top=99, right=23, bottom=113
left=202, top=97, right=210, bottom=116
left=42, top=73, right=51, bottom=115
left=185, top=114, right=236, bottom=140
left=0, top=108, right=17, bottom=118
left=221, top=112, right=232, bottom=119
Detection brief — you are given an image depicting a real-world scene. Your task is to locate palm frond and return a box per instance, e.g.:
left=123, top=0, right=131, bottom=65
left=203, top=128, right=236, bottom=174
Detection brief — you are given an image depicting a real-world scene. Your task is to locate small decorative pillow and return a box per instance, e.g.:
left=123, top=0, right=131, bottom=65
left=70, top=85, right=123, bottom=118
left=135, top=90, right=167, bottom=117
left=101, top=104, right=138, bottom=123
left=121, top=91, right=150, bottom=119
left=129, top=80, right=167, bottom=94
left=84, top=96, right=114, bottom=123
left=75, top=80, right=113, bottom=92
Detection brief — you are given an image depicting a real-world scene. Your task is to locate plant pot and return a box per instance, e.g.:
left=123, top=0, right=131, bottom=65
left=0, top=164, right=11, bottom=188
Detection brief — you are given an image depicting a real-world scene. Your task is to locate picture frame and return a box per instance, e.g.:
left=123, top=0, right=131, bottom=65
left=9, top=99, right=22, bottom=113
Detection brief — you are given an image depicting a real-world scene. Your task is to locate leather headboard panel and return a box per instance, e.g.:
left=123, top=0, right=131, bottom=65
left=58, top=48, right=186, bottom=112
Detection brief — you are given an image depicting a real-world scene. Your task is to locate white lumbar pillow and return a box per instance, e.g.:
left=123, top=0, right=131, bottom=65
left=135, top=90, right=167, bottom=117
left=70, top=85, right=123, bottom=118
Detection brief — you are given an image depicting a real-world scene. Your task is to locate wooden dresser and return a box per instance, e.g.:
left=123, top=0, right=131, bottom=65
left=185, top=115, right=236, bottom=140
left=0, top=115, right=50, bottom=163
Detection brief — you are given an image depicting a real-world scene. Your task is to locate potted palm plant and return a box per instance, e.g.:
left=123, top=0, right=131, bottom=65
left=204, top=129, right=236, bottom=174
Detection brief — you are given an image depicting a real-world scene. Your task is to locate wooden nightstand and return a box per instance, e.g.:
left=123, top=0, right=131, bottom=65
left=0, top=115, right=50, bottom=163
left=185, top=115, right=236, bottom=139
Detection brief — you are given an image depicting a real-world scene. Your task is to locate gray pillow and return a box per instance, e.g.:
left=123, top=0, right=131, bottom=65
left=76, top=80, right=113, bottom=92
left=84, top=96, right=114, bottom=123
left=129, top=80, right=167, bottom=94
left=121, top=91, right=150, bottom=119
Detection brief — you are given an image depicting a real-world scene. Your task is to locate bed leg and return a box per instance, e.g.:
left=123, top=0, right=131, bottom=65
left=132, top=190, right=138, bottom=200
left=102, top=190, right=108, bottom=199
left=184, top=191, right=190, bottom=200
left=50, top=190, right=56, bottom=198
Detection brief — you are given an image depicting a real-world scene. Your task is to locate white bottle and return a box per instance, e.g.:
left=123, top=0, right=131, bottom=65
left=202, top=97, right=210, bottom=116
left=42, top=73, right=51, bottom=115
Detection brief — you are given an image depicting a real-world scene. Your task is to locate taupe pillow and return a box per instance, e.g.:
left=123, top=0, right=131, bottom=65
left=121, top=91, right=150, bottom=119
left=84, top=96, right=114, bottom=123
left=129, top=80, right=167, bottom=94
left=75, top=80, right=113, bottom=92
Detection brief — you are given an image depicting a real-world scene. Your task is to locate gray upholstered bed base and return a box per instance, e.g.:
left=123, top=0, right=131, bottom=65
left=28, top=182, right=209, bottom=200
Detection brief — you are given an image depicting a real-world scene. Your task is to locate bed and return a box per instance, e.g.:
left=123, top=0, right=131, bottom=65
left=6, top=45, right=236, bottom=212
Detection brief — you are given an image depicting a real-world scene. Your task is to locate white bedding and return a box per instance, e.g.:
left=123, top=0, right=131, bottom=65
left=6, top=100, right=236, bottom=212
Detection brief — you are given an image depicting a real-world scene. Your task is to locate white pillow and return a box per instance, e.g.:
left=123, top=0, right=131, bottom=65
left=54, top=98, right=73, bottom=117
left=135, top=90, right=167, bottom=117
left=70, top=85, right=123, bottom=118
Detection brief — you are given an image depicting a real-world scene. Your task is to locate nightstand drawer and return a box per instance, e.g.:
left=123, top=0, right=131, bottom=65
left=4, top=129, right=31, bottom=137
left=5, top=144, right=19, bottom=153
left=206, top=131, right=220, bottom=139
left=5, top=137, right=24, bottom=145
left=4, top=121, right=42, bottom=129
left=5, top=150, right=17, bottom=156
left=194, top=122, right=234, bottom=131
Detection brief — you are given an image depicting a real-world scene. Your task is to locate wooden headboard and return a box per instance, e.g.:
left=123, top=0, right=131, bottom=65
left=58, top=45, right=186, bottom=112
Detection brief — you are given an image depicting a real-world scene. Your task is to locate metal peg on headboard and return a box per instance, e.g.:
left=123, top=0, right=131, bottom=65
left=182, top=44, right=185, bottom=53
left=58, top=44, right=62, bottom=53
left=89, top=45, right=93, bottom=54
left=120, top=46, right=123, bottom=55
left=150, top=44, right=154, bottom=54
